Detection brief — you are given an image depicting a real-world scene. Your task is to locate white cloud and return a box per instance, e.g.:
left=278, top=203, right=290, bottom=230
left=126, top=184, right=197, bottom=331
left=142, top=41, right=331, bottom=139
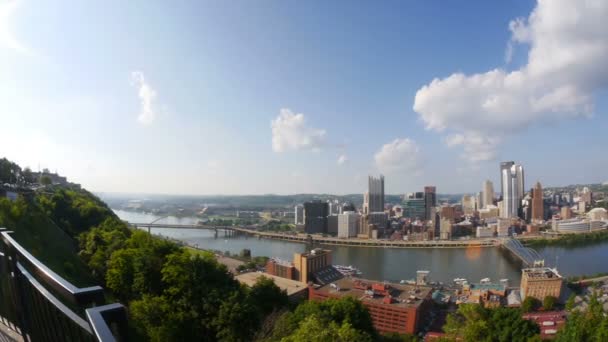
left=271, top=108, right=326, bottom=152
left=0, top=0, right=27, bottom=54
left=413, top=0, right=608, bottom=162
left=337, top=154, right=348, bottom=165
left=374, top=138, right=420, bottom=174
left=130, top=71, right=158, bottom=125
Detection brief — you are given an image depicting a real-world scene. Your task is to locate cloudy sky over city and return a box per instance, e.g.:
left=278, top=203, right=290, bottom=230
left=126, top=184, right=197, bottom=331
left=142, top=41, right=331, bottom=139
left=1, top=0, right=607, bottom=195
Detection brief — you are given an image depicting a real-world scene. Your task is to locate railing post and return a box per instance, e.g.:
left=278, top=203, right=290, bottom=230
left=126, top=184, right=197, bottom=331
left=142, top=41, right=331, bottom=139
left=2, top=232, right=31, bottom=341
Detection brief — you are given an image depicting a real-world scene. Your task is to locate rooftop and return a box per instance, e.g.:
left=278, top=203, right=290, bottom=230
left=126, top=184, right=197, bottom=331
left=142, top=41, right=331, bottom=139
left=299, top=248, right=331, bottom=258
left=235, top=272, right=307, bottom=296
left=522, top=267, right=562, bottom=280
left=467, top=283, right=506, bottom=292
left=312, top=277, right=432, bottom=309
left=268, top=257, right=294, bottom=267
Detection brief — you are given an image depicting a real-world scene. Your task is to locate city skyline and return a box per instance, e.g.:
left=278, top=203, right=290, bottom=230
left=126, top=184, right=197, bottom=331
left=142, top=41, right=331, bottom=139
left=1, top=0, right=607, bottom=195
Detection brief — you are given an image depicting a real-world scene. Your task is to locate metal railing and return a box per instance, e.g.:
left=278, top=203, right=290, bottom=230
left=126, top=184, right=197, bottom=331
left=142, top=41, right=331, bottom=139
left=0, top=228, right=127, bottom=341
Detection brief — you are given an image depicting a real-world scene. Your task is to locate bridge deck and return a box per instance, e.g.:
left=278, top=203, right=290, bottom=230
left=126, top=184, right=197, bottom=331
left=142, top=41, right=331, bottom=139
left=130, top=222, right=497, bottom=248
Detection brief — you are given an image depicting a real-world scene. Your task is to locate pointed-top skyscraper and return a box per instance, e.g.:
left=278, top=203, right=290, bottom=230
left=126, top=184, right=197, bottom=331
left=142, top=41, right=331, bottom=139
left=500, top=161, right=524, bottom=218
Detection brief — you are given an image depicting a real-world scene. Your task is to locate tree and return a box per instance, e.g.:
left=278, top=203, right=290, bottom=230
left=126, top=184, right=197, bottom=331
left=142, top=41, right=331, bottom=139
left=40, top=175, right=52, bottom=185
left=565, top=294, right=576, bottom=311
left=444, top=304, right=539, bottom=341
left=22, top=167, right=34, bottom=184
left=248, top=276, right=288, bottom=317
left=267, top=297, right=377, bottom=341
left=521, top=297, right=541, bottom=313
left=543, top=295, right=558, bottom=311
left=213, top=289, right=258, bottom=341
left=281, top=315, right=372, bottom=342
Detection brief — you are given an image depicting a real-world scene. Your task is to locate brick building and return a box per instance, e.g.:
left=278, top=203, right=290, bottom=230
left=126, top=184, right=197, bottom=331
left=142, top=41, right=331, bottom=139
left=520, top=268, right=563, bottom=301
left=265, top=258, right=296, bottom=280
left=309, top=277, right=432, bottom=335
left=293, top=248, right=332, bottom=284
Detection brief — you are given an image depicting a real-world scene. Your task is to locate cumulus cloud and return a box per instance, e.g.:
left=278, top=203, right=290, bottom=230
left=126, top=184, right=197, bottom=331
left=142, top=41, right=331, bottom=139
left=271, top=108, right=326, bottom=152
left=0, top=0, right=28, bottom=54
left=337, top=154, right=348, bottom=165
left=130, top=71, right=158, bottom=125
left=413, top=0, right=608, bottom=162
left=374, top=138, right=420, bottom=174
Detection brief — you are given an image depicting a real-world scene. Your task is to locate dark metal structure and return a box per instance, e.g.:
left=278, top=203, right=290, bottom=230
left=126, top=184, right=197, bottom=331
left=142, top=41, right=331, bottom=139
left=0, top=228, right=127, bottom=341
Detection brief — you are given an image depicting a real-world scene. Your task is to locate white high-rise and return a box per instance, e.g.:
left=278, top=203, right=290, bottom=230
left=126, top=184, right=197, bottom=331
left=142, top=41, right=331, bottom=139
left=294, top=204, right=304, bottom=225
left=500, top=162, right=524, bottom=218
left=482, top=180, right=495, bottom=209
left=338, top=211, right=360, bottom=238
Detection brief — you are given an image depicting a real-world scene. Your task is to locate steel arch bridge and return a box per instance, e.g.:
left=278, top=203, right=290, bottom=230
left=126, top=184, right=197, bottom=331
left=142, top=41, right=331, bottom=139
left=501, top=237, right=544, bottom=267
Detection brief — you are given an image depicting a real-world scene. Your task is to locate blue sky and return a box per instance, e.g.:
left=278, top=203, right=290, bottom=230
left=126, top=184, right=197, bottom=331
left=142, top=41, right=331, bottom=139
left=1, top=0, right=607, bottom=195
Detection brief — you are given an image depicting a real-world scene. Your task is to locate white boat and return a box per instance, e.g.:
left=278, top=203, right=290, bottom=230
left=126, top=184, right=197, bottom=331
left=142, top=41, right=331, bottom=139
left=480, top=277, right=491, bottom=284
left=453, top=278, right=467, bottom=283
left=334, top=265, right=362, bottom=276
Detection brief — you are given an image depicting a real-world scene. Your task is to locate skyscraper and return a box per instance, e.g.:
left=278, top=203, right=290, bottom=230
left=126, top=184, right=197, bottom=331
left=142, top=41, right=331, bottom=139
left=482, top=180, right=494, bottom=209
left=304, top=201, right=329, bottom=234
left=364, top=175, right=384, bottom=214
left=500, top=161, right=525, bottom=218
left=531, top=182, right=544, bottom=222
left=424, top=186, right=436, bottom=221
left=294, top=204, right=304, bottom=225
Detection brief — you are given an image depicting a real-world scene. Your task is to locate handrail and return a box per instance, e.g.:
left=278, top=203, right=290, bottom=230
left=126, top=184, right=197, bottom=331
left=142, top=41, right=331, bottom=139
left=0, top=231, right=105, bottom=307
left=86, top=304, right=128, bottom=342
left=16, top=263, right=93, bottom=334
left=0, top=227, right=128, bottom=341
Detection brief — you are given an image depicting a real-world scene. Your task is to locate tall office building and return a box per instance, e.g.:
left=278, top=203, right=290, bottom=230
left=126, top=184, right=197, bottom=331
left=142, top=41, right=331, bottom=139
left=338, top=211, right=360, bottom=238
left=462, top=195, right=476, bottom=216
left=304, top=201, right=329, bottom=234
left=364, top=175, right=385, bottom=214
left=424, top=186, right=436, bottom=221
left=294, top=205, right=304, bottom=225
left=482, top=180, right=494, bottom=209
left=531, top=182, right=544, bottom=222
left=500, top=161, right=525, bottom=218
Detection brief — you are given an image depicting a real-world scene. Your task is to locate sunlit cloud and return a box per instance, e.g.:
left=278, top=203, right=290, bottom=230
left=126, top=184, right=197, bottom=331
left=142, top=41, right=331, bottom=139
left=130, top=71, right=158, bottom=125
left=0, top=0, right=28, bottom=54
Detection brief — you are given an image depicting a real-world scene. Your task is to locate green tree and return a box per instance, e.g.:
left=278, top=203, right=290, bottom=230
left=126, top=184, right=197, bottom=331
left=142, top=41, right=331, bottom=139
left=248, top=276, right=289, bottom=317
left=213, top=289, right=258, bottom=341
left=268, top=297, right=377, bottom=341
left=565, top=294, right=576, bottom=311
left=22, top=167, right=35, bottom=184
left=543, top=295, right=558, bottom=311
left=521, top=297, right=541, bottom=313
left=282, top=315, right=372, bottom=342
left=444, top=304, right=539, bottom=341
left=40, top=175, right=52, bottom=185
left=0, top=157, right=21, bottom=184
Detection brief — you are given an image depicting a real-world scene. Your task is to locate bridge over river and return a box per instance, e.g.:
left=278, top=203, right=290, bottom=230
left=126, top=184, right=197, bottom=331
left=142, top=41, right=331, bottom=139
left=129, top=222, right=546, bottom=266
left=499, top=237, right=545, bottom=267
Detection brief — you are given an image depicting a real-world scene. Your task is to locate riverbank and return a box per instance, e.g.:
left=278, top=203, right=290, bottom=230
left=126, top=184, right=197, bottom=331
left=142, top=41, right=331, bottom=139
left=245, top=230, right=498, bottom=248
left=524, top=229, right=608, bottom=248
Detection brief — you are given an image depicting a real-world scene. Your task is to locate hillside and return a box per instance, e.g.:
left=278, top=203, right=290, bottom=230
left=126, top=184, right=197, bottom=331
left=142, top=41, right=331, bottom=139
left=0, top=193, right=97, bottom=286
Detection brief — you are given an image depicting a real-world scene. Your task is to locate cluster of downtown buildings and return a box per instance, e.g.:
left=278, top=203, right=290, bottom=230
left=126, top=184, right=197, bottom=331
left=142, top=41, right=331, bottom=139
left=237, top=161, right=608, bottom=337
left=292, top=161, right=608, bottom=242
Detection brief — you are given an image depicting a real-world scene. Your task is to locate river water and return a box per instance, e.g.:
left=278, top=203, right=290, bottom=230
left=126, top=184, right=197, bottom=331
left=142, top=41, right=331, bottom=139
left=115, top=210, right=608, bottom=284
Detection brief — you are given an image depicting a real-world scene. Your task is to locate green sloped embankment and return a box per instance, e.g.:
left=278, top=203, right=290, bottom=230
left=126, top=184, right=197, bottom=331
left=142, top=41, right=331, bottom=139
left=0, top=190, right=104, bottom=287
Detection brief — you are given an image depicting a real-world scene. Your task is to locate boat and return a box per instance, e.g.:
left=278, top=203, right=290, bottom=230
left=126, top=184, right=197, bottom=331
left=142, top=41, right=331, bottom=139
left=400, top=279, right=416, bottom=285
left=453, top=278, right=467, bottom=284
left=480, top=277, right=491, bottom=284
left=334, top=265, right=362, bottom=276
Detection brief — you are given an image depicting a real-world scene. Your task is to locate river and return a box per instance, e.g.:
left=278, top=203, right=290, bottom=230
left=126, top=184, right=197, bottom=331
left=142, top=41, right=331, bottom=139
left=115, top=210, right=608, bottom=284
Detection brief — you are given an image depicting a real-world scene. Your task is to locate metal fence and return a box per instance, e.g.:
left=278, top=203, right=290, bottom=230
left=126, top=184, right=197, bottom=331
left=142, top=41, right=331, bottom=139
left=0, top=228, right=127, bottom=341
